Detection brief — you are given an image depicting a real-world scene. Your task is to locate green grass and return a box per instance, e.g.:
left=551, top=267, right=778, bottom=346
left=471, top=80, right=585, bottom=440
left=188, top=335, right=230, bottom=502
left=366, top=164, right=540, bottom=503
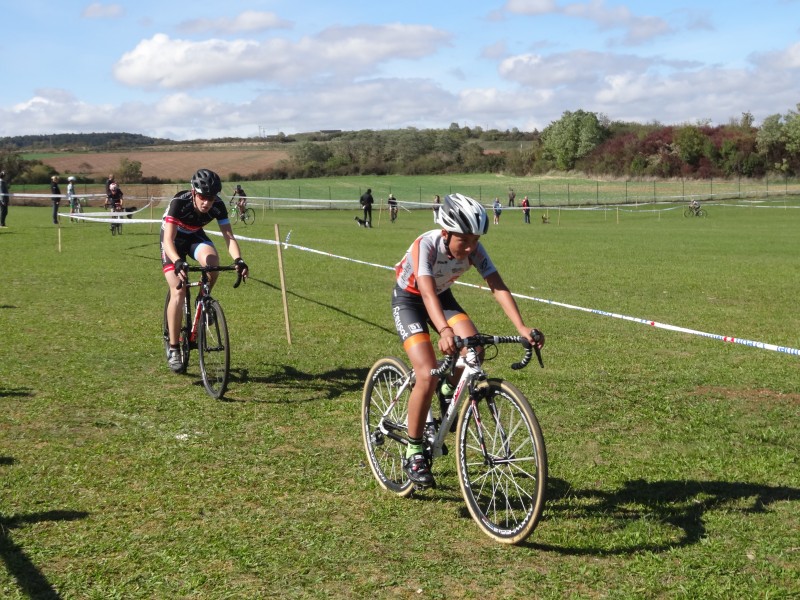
left=1, top=199, right=799, bottom=599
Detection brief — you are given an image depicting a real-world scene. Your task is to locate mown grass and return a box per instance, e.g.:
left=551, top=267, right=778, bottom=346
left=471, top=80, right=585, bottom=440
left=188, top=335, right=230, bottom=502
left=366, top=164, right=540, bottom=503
left=1, top=198, right=799, bottom=599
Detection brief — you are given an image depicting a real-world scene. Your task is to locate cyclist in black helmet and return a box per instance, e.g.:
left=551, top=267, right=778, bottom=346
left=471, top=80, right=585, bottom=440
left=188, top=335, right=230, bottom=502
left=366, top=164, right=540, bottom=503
left=160, top=168, right=249, bottom=373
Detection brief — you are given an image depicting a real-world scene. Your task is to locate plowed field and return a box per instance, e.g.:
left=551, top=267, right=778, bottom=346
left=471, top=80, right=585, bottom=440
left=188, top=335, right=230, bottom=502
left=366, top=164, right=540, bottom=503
left=42, top=149, right=289, bottom=181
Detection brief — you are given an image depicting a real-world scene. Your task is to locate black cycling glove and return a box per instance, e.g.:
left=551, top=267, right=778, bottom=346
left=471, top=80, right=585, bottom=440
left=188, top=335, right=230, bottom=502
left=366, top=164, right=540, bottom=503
left=234, top=257, right=248, bottom=275
left=173, top=259, right=189, bottom=277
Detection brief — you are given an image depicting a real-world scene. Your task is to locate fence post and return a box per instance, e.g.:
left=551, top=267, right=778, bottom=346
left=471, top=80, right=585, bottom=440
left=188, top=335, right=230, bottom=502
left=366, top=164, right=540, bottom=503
left=538, top=183, right=541, bottom=207
left=625, top=180, right=628, bottom=204
left=567, top=183, right=570, bottom=205
left=596, top=181, right=599, bottom=204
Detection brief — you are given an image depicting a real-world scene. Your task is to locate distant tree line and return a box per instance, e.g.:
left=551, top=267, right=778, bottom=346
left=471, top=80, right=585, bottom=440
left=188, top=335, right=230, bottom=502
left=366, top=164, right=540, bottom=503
left=3, top=103, right=800, bottom=183
left=258, top=105, right=800, bottom=180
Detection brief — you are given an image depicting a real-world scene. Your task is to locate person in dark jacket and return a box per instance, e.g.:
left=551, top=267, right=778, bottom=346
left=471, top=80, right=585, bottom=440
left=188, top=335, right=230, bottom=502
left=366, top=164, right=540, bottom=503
left=360, top=188, right=374, bottom=228
left=51, top=176, right=61, bottom=224
left=0, top=171, right=9, bottom=227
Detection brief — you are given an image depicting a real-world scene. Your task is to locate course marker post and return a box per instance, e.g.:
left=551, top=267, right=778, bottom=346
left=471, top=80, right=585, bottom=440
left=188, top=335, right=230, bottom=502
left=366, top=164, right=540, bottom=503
left=274, top=223, right=292, bottom=344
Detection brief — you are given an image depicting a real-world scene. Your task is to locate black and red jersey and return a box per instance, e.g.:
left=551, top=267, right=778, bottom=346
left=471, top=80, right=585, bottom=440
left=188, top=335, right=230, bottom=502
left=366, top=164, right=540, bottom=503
left=161, top=190, right=230, bottom=234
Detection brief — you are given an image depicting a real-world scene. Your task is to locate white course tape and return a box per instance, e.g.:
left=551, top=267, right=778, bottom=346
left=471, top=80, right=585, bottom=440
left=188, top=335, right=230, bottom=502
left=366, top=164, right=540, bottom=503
left=61, top=215, right=800, bottom=357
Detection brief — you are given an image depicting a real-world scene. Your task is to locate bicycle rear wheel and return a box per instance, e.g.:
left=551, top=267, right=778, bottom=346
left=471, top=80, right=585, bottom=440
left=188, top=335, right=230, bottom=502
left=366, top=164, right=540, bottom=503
left=456, top=379, right=547, bottom=544
left=242, top=207, right=256, bottom=225
left=163, top=290, right=191, bottom=373
left=361, top=357, right=415, bottom=497
left=197, top=298, right=230, bottom=399
left=697, top=208, right=707, bottom=217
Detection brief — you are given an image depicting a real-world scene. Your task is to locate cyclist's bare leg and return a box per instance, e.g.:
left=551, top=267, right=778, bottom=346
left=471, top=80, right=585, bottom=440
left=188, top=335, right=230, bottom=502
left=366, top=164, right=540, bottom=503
left=164, top=270, right=187, bottom=346
left=405, top=317, right=478, bottom=439
left=405, top=340, right=439, bottom=440
left=195, top=244, right=220, bottom=290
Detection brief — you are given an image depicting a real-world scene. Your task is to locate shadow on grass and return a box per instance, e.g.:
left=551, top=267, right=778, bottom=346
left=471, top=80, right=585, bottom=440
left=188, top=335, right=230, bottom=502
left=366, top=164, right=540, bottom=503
left=223, top=364, right=370, bottom=402
left=1, top=461, right=89, bottom=599
left=0, top=387, right=34, bottom=398
left=521, top=477, right=800, bottom=554
left=249, top=277, right=396, bottom=336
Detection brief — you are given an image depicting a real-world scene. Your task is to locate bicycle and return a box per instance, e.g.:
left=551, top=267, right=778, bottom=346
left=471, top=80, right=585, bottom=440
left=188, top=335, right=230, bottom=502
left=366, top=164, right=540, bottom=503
left=361, top=331, right=547, bottom=544
left=389, top=204, right=398, bottom=223
left=230, top=206, right=256, bottom=226
left=684, top=206, right=707, bottom=217
left=110, top=205, right=123, bottom=235
left=162, top=264, right=243, bottom=399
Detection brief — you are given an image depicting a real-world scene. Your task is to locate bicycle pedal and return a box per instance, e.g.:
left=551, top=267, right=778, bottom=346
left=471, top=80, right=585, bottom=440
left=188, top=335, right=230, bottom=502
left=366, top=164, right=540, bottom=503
left=413, top=480, right=437, bottom=491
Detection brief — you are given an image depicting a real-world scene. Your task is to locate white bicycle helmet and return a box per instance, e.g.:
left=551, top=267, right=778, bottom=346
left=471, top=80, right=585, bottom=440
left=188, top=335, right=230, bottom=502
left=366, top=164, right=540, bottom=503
left=436, top=193, right=489, bottom=235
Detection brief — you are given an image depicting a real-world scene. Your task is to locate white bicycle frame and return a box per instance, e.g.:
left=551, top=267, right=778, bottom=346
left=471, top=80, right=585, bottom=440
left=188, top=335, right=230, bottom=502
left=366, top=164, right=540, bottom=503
left=378, top=347, right=486, bottom=460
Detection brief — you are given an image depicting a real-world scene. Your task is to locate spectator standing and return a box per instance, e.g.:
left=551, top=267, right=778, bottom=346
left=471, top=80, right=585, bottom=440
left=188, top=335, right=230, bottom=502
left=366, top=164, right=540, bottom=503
left=50, top=176, right=61, bottom=224
left=521, top=196, right=530, bottom=224
left=360, top=188, right=374, bottom=228
left=67, top=176, right=79, bottom=220
left=432, top=194, right=441, bottom=223
left=508, top=188, right=516, bottom=207
left=0, top=170, right=9, bottom=228
left=493, top=197, right=502, bottom=225
left=387, top=193, right=399, bottom=223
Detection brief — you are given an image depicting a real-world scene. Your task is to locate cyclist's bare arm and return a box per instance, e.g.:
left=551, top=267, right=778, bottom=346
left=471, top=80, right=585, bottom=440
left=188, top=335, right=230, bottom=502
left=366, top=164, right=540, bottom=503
left=162, top=221, right=182, bottom=265
left=417, top=274, right=457, bottom=355
left=218, top=222, right=248, bottom=279
left=485, top=271, right=539, bottom=345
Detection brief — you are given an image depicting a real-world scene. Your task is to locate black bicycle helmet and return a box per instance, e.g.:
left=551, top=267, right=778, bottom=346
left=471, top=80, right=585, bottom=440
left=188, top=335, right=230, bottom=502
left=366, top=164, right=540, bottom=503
left=191, top=168, right=222, bottom=196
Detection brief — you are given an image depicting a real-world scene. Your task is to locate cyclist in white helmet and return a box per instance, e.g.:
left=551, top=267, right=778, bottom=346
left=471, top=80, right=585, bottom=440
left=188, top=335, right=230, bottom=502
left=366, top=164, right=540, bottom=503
left=392, top=193, right=544, bottom=488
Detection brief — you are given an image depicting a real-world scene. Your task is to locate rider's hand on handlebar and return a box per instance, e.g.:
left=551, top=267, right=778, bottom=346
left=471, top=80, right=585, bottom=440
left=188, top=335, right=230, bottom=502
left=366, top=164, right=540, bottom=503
left=234, top=258, right=249, bottom=280
left=437, top=326, right=457, bottom=356
left=530, top=328, right=545, bottom=349
left=173, top=259, right=189, bottom=282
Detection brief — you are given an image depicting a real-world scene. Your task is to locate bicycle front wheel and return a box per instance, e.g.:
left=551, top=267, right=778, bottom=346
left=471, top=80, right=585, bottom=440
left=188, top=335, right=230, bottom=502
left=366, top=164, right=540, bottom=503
left=361, top=357, right=415, bottom=497
left=230, top=210, right=239, bottom=225
left=242, top=208, right=256, bottom=225
left=456, top=379, right=547, bottom=544
left=684, top=208, right=693, bottom=218
left=198, top=298, right=230, bottom=399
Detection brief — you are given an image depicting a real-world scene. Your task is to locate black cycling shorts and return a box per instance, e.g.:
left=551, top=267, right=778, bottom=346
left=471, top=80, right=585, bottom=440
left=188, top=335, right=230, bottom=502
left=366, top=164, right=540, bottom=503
left=391, top=285, right=468, bottom=350
left=160, top=229, right=215, bottom=271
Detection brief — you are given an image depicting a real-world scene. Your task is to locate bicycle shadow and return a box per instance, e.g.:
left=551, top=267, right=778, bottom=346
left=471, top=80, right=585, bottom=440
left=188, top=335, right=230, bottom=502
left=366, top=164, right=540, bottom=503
left=248, top=277, right=396, bottom=336
left=514, top=477, right=800, bottom=554
left=1, top=459, right=89, bottom=599
left=222, top=364, right=370, bottom=403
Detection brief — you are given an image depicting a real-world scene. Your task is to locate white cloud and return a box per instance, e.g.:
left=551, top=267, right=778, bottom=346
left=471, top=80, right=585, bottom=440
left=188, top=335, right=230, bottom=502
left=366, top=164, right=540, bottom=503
left=504, top=0, right=673, bottom=45
left=81, top=3, right=124, bottom=19
left=113, top=25, right=450, bottom=90
left=178, top=11, right=293, bottom=35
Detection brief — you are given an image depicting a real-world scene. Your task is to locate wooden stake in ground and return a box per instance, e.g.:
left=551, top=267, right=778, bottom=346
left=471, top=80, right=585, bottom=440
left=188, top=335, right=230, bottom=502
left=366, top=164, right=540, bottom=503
left=274, top=223, right=292, bottom=344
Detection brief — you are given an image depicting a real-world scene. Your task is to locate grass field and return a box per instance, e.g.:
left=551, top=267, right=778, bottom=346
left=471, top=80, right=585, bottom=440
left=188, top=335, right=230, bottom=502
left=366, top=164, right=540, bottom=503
left=1, top=196, right=799, bottom=598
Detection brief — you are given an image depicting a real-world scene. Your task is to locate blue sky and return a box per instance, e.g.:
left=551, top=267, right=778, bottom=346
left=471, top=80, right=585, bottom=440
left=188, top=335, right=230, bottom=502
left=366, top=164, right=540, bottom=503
left=1, top=0, right=799, bottom=140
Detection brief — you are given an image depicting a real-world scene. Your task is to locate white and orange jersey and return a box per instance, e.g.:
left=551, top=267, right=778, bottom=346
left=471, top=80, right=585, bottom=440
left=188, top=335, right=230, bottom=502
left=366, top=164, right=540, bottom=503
left=394, top=229, right=497, bottom=295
